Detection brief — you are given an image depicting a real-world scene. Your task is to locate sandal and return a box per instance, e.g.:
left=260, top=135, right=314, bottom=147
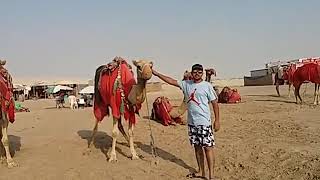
left=186, top=173, right=207, bottom=179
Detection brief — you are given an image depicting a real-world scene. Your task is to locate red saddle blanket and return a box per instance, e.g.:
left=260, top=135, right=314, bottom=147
left=0, top=75, right=15, bottom=123
left=94, top=60, right=140, bottom=124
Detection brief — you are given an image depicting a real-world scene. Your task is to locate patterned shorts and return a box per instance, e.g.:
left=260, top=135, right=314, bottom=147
left=188, top=125, right=215, bottom=147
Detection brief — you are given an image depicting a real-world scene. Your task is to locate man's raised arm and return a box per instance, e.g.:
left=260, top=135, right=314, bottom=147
left=152, top=69, right=180, bottom=88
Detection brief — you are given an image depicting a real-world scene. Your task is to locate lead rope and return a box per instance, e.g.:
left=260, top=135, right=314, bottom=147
left=144, top=88, right=159, bottom=165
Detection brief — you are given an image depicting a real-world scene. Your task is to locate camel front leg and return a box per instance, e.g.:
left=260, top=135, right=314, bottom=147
left=315, top=84, right=320, bottom=105
left=275, top=82, right=281, bottom=97
left=295, top=84, right=303, bottom=104
left=128, top=121, right=139, bottom=160
left=0, top=132, right=6, bottom=164
left=1, top=114, right=18, bottom=168
left=109, top=117, right=119, bottom=162
left=314, top=84, right=318, bottom=105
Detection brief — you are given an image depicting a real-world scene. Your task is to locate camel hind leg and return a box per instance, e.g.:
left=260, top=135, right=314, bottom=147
left=1, top=111, right=18, bottom=168
left=108, top=117, right=119, bottom=162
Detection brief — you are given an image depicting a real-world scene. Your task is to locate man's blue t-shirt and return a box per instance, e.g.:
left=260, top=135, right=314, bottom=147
left=178, top=80, right=217, bottom=126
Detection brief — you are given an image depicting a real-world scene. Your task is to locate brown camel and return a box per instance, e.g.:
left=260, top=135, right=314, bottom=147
left=90, top=57, right=153, bottom=162
left=183, top=70, right=193, bottom=80
left=0, top=59, right=18, bottom=168
left=205, top=68, right=216, bottom=82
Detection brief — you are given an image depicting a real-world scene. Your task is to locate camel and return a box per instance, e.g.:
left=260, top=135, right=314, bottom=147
left=218, top=86, right=241, bottom=103
left=0, top=59, right=18, bottom=168
left=183, top=70, right=192, bottom=80
left=90, top=57, right=153, bottom=162
left=205, top=68, right=216, bottom=82
left=292, top=62, right=320, bottom=105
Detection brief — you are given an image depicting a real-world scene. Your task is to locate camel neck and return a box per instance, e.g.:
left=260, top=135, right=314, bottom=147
left=137, top=78, right=147, bottom=87
left=206, top=75, right=211, bottom=82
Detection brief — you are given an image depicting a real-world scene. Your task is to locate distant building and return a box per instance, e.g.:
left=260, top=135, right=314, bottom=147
left=244, top=57, right=312, bottom=86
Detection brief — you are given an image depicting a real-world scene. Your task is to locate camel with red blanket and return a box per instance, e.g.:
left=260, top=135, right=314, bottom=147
left=151, top=96, right=183, bottom=126
left=90, top=57, right=153, bottom=162
left=0, top=60, right=18, bottom=168
left=218, top=86, right=241, bottom=103
left=293, top=61, right=320, bottom=105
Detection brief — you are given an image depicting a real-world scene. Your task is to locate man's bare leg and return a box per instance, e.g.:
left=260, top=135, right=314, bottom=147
left=193, top=145, right=205, bottom=177
left=205, top=146, right=215, bottom=179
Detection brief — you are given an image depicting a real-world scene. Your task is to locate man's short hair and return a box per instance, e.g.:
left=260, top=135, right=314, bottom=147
left=192, top=64, right=203, bottom=71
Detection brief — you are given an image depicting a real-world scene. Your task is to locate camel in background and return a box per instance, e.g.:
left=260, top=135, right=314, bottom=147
left=90, top=57, right=153, bottom=162
left=205, top=68, right=216, bottom=82
left=0, top=59, right=18, bottom=168
left=292, top=62, right=320, bottom=105
left=183, top=70, right=192, bottom=80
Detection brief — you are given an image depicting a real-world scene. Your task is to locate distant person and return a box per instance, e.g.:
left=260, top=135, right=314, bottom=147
left=68, top=94, right=78, bottom=109
left=152, top=64, right=220, bottom=180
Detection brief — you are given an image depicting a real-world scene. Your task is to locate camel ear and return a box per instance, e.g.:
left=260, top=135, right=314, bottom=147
left=149, top=61, right=153, bottom=67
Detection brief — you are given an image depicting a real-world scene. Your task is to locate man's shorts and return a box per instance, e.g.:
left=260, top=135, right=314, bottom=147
left=188, top=125, right=215, bottom=147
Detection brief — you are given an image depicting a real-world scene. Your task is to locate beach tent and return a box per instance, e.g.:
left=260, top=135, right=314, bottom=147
left=79, top=86, right=94, bottom=94
left=53, top=85, right=73, bottom=93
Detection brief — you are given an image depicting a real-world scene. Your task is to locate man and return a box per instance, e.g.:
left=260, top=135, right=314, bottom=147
left=152, top=64, right=220, bottom=179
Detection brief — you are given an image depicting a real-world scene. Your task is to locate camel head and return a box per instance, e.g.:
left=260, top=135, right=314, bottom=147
left=0, top=59, right=6, bottom=66
left=183, top=70, right=192, bottom=80
left=205, top=68, right=216, bottom=77
left=133, top=60, right=153, bottom=80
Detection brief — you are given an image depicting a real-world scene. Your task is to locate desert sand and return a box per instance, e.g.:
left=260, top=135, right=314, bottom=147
left=0, top=84, right=319, bottom=180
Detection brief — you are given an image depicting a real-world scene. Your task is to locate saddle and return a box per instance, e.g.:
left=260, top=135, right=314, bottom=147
left=102, top=57, right=132, bottom=74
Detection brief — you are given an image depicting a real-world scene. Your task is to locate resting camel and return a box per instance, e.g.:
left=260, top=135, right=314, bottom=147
left=293, top=62, right=320, bottom=105
left=0, top=59, right=18, bottom=168
left=90, top=57, right=153, bottom=162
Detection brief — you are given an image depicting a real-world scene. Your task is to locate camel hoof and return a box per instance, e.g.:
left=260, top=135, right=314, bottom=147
left=108, top=154, right=118, bottom=163
left=7, top=160, right=19, bottom=168
left=82, top=148, right=92, bottom=156
left=131, top=155, right=140, bottom=160
left=0, top=157, right=6, bottom=164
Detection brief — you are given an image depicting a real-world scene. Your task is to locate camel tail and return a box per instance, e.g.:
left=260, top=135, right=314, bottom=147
left=94, top=65, right=106, bottom=106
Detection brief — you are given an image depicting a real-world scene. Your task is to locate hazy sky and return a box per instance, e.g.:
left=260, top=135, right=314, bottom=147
left=1, top=0, right=320, bottom=80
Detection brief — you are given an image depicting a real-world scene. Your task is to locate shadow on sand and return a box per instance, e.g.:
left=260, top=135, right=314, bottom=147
left=8, top=135, right=21, bottom=157
left=77, top=130, right=195, bottom=172
left=77, top=130, right=128, bottom=159
left=135, top=141, right=196, bottom=172
left=254, top=99, right=296, bottom=104
left=246, top=94, right=281, bottom=98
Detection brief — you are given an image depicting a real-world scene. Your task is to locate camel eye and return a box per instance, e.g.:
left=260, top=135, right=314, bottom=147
left=136, top=65, right=142, bottom=70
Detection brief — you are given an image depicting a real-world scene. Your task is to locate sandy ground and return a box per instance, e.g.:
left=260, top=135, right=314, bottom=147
left=0, top=85, right=319, bottom=180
